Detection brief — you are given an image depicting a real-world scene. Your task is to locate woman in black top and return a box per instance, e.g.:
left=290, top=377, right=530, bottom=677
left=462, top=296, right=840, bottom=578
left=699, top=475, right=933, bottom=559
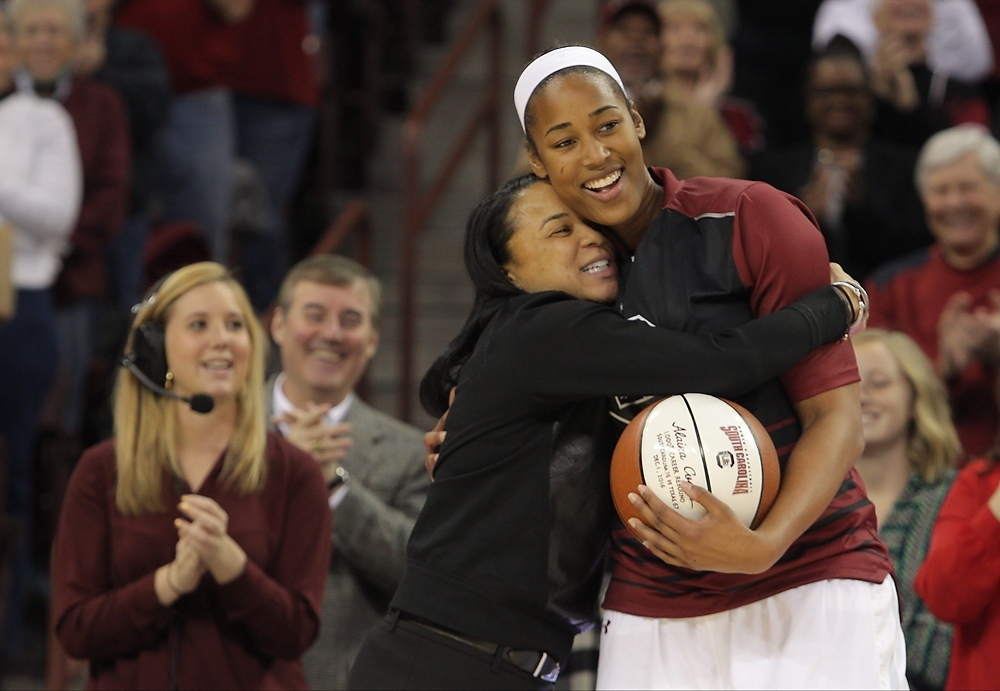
left=348, top=174, right=861, bottom=691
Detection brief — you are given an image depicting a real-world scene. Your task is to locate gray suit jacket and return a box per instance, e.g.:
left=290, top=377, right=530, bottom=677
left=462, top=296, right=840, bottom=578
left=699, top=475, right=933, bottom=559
left=265, top=376, right=429, bottom=690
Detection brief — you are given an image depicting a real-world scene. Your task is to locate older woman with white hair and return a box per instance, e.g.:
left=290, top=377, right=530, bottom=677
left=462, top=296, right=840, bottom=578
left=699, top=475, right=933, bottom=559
left=7, top=0, right=130, bottom=439
left=867, top=124, right=1000, bottom=459
left=0, top=5, right=82, bottom=654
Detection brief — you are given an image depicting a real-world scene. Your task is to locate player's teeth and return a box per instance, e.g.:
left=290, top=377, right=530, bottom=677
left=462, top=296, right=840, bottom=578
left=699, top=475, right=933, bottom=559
left=583, top=260, right=609, bottom=273
left=585, top=170, right=621, bottom=190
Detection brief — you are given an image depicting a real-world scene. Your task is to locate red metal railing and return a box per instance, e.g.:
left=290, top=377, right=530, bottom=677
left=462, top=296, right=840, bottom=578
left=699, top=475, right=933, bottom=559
left=397, top=1, right=503, bottom=421
left=260, top=200, right=371, bottom=336
left=309, top=199, right=371, bottom=266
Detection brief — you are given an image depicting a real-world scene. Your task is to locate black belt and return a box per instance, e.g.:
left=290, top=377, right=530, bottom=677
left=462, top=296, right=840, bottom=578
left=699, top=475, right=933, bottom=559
left=396, top=612, right=561, bottom=683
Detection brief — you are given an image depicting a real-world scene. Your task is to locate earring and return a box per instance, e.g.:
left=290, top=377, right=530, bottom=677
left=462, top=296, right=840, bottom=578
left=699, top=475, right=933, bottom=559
left=164, top=371, right=173, bottom=390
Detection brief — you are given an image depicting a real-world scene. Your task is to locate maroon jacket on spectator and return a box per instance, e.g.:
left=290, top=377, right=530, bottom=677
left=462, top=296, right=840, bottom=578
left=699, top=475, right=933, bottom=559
left=230, top=0, right=318, bottom=107
left=115, top=0, right=242, bottom=94
left=974, top=0, right=1000, bottom=81
left=56, top=75, right=130, bottom=305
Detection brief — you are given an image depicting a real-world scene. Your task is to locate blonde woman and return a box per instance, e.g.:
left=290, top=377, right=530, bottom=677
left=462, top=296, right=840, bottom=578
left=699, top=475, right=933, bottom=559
left=854, top=328, right=959, bottom=689
left=658, top=0, right=764, bottom=156
left=50, top=262, right=331, bottom=689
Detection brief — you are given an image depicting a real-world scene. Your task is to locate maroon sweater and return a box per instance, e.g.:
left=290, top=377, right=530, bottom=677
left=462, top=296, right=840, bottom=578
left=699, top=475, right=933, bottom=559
left=230, top=0, right=318, bottom=107
left=56, top=76, right=130, bottom=305
left=51, top=432, right=331, bottom=690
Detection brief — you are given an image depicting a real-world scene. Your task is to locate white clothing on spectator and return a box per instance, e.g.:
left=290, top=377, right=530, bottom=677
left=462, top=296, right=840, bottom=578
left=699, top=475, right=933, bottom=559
left=813, top=0, right=994, bottom=83
left=0, top=93, right=81, bottom=289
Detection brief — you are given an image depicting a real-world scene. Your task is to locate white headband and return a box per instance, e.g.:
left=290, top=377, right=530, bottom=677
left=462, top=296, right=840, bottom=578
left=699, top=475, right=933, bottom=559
left=513, top=46, right=627, bottom=132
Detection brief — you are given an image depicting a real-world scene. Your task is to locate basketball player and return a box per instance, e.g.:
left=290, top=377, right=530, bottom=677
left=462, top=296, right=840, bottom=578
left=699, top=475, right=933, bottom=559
left=348, top=173, right=862, bottom=689
left=514, top=47, right=905, bottom=689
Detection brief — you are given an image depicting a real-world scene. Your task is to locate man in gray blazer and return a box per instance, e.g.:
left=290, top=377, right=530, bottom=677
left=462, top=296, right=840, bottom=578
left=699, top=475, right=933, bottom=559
left=267, top=255, right=429, bottom=690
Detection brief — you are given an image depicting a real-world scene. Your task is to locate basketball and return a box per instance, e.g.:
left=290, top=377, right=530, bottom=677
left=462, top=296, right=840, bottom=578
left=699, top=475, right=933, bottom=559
left=611, top=394, right=780, bottom=534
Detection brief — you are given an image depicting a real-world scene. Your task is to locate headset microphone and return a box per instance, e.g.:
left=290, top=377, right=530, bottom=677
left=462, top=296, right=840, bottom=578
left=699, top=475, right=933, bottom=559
left=121, top=356, right=216, bottom=414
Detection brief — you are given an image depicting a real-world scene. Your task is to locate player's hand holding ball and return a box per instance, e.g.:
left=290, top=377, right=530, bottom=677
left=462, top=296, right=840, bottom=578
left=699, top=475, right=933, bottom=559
left=612, top=394, right=782, bottom=574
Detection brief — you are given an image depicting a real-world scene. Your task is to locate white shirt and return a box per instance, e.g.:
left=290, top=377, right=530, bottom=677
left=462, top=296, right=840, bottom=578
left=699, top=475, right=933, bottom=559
left=272, top=372, right=354, bottom=508
left=813, top=0, right=994, bottom=84
left=0, top=92, right=81, bottom=289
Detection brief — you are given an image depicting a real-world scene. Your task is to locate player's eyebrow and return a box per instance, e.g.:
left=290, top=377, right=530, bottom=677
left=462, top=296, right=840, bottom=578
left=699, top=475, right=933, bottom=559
left=544, top=104, right=620, bottom=137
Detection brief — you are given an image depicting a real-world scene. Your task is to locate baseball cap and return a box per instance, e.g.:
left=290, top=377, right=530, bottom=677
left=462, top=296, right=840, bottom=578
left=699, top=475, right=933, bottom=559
left=598, top=0, right=662, bottom=33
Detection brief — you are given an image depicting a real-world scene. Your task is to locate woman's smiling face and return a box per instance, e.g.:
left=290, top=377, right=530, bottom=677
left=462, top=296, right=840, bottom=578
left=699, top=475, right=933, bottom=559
left=503, top=181, right=619, bottom=304
left=525, top=70, right=649, bottom=233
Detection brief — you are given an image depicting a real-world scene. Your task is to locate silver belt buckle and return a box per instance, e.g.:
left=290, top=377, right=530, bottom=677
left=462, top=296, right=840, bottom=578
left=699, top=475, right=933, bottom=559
left=532, top=652, right=561, bottom=682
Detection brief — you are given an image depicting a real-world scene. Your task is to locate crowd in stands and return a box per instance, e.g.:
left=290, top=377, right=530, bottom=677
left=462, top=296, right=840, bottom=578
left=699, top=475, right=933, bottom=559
left=0, top=0, right=999, bottom=688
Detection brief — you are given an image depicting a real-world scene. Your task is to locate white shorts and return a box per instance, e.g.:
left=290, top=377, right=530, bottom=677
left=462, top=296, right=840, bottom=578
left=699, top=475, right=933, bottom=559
left=595, top=576, right=907, bottom=690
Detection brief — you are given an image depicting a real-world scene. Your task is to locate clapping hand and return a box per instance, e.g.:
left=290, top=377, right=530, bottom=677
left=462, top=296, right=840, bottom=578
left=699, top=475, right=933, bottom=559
left=165, top=533, right=206, bottom=596
left=273, top=402, right=353, bottom=484
left=175, top=495, right=247, bottom=585
left=937, top=292, right=1000, bottom=380
left=871, top=32, right=918, bottom=111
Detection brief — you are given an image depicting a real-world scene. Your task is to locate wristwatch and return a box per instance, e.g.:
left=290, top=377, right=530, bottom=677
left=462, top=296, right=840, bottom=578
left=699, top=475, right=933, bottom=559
left=327, top=465, right=350, bottom=491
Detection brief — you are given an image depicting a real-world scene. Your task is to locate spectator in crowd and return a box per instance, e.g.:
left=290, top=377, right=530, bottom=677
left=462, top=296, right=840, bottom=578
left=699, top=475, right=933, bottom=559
left=9, top=0, right=130, bottom=438
left=50, top=261, right=331, bottom=689
left=230, top=0, right=319, bottom=312
left=751, top=39, right=930, bottom=280
left=814, top=0, right=994, bottom=85
left=596, top=0, right=663, bottom=119
left=0, top=5, right=81, bottom=655
left=267, top=255, right=429, bottom=689
left=914, top=384, right=1000, bottom=689
left=659, top=0, right=765, bottom=157
left=853, top=328, right=957, bottom=689
left=867, top=124, right=1000, bottom=459
left=596, top=0, right=744, bottom=179
left=833, top=0, right=990, bottom=148
left=76, top=0, right=169, bottom=310
left=115, top=0, right=254, bottom=265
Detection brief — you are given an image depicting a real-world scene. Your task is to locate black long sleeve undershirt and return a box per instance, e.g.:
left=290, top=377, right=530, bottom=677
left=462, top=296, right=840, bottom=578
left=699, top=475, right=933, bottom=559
left=505, top=283, right=848, bottom=402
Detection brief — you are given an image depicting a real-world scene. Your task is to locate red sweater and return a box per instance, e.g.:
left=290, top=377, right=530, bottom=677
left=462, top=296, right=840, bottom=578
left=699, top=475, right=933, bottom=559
left=56, top=76, right=130, bottom=305
left=915, top=459, right=1000, bottom=690
left=866, top=247, right=1000, bottom=459
left=51, top=433, right=332, bottom=690
left=115, top=0, right=242, bottom=94
left=230, top=0, right=318, bottom=106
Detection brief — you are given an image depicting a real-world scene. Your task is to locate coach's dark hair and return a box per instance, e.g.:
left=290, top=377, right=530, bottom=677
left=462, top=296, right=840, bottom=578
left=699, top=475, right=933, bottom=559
left=419, top=174, right=541, bottom=417
left=522, top=46, right=631, bottom=155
